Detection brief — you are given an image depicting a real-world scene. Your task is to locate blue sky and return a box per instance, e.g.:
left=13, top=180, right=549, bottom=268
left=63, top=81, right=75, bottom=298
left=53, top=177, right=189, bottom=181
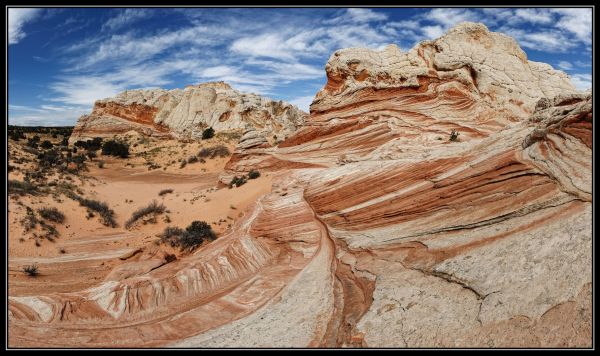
left=8, top=7, right=592, bottom=126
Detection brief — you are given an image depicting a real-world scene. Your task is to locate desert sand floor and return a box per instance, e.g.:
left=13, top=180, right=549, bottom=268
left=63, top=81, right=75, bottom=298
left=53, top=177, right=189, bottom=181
left=8, top=145, right=272, bottom=297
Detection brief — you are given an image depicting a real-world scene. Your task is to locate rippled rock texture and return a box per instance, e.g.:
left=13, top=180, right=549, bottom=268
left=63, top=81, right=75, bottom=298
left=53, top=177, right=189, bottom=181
left=69, top=81, right=307, bottom=144
left=9, top=22, right=591, bottom=348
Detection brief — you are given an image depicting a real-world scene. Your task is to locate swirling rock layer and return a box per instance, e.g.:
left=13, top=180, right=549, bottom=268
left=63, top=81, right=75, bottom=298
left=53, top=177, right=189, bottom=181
left=10, top=22, right=591, bottom=348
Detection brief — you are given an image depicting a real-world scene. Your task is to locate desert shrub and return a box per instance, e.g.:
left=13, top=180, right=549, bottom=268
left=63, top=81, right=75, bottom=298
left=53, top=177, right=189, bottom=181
left=125, top=200, right=166, bottom=229
left=71, top=154, right=87, bottom=167
left=159, top=221, right=215, bottom=251
left=21, top=207, right=39, bottom=231
left=179, top=160, right=187, bottom=169
left=9, top=130, right=25, bottom=141
left=158, top=189, right=174, bottom=196
left=40, top=140, right=53, bottom=149
left=229, top=175, right=247, bottom=188
left=37, top=207, right=65, bottom=223
left=160, top=226, right=184, bottom=246
left=179, top=221, right=216, bottom=251
left=23, top=264, right=39, bottom=276
left=40, top=220, right=59, bottom=239
left=102, top=140, right=129, bottom=158
left=68, top=193, right=117, bottom=227
left=37, top=149, right=62, bottom=168
left=202, top=127, right=215, bottom=140
left=187, top=156, right=198, bottom=164
left=449, top=129, right=460, bottom=142
left=198, top=145, right=231, bottom=159
left=26, top=138, right=39, bottom=149
left=75, top=137, right=103, bottom=151
left=86, top=150, right=97, bottom=160
left=8, top=180, right=39, bottom=196
left=248, top=169, right=260, bottom=179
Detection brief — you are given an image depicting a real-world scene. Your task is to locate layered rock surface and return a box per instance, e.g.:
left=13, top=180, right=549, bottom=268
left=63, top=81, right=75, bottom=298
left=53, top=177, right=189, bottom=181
left=9, top=22, right=592, bottom=347
left=69, top=82, right=307, bottom=144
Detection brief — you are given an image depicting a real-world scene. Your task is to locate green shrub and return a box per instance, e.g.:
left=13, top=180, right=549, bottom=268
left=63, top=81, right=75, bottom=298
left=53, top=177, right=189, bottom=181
left=159, top=221, right=216, bottom=251
left=23, top=264, right=39, bottom=276
left=229, top=175, right=247, bottom=188
left=202, top=127, right=215, bottom=140
left=102, top=140, right=129, bottom=158
left=198, top=145, right=230, bottom=159
left=8, top=180, right=39, bottom=196
left=248, top=170, right=260, bottom=179
left=68, top=193, right=117, bottom=227
left=449, top=129, right=460, bottom=142
left=160, top=226, right=184, bottom=247
left=37, top=207, right=65, bottom=223
left=37, top=149, right=62, bottom=168
left=158, top=189, right=174, bottom=196
left=75, top=137, right=103, bottom=151
left=86, top=150, right=97, bottom=160
left=179, top=221, right=216, bottom=251
left=40, top=140, right=53, bottom=149
left=187, top=155, right=199, bottom=164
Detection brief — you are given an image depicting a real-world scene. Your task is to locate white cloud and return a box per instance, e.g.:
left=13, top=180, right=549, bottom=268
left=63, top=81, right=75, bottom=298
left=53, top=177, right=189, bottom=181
left=103, top=8, right=152, bottom=31
left=427, top=8, right=480, bottom=28
left=513, top=8, right=554, bottom=24
left=201, top=66, right=237, bottom=78
left=575, top=60, right=591, bottom=68
left=49, top=76, right=121, bottom=106
left=552, top=8, right=592, bottom=44
left=569, top=73, right=591, bottom=91
left=421, top=25, right=445, bottom=39
left=346, top=8, right=387, bottom=23
left=70, top=25, right=215, bottom=69
left=8, top=8, right=41, bottom=44
left=231, top=33, right=296, bottom=60
left=9, top=104, right=89, bottom=126
left=504, top=28, right=576, bottom=53
left=289, top=95, right=314, bottom=112
left=557, top=61, right=573, bottom=70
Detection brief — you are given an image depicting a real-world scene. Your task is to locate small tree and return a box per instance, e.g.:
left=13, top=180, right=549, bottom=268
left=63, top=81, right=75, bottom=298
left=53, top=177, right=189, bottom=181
left=202, top=127, right=215, bottom=140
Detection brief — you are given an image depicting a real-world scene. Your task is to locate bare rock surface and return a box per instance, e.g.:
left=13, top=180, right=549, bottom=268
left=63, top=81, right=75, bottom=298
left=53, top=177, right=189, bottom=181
left=69, top=82, right=307, bottom=144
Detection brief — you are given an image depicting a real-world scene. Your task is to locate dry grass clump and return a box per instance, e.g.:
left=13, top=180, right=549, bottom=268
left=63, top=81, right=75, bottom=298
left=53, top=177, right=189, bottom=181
left=125, top=200, right=166, bottom=229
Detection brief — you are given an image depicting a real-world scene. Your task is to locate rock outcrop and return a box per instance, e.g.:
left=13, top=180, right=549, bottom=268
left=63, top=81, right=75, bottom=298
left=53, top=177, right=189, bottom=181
left=9, top=22, right=591, bottom=348
left=69, top=82, right=307, bottom=144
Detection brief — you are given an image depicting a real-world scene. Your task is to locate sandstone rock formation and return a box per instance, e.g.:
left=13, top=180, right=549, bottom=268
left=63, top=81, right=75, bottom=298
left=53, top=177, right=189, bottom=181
left=9, top=22, right=591, bottom=348
left=69, top=82, right=307, bottom=144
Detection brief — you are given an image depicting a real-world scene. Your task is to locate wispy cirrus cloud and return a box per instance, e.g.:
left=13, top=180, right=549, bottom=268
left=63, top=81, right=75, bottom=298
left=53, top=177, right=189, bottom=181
left=8, top=8, right=42, bottom=44
left=102, top=8, right=153, bottom=31
left=9, top=104, right=89, bottom=126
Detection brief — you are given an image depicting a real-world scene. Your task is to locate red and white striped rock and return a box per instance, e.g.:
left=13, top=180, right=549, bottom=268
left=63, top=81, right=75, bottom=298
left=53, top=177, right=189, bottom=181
left=9, top=22, right=591, bottom=348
